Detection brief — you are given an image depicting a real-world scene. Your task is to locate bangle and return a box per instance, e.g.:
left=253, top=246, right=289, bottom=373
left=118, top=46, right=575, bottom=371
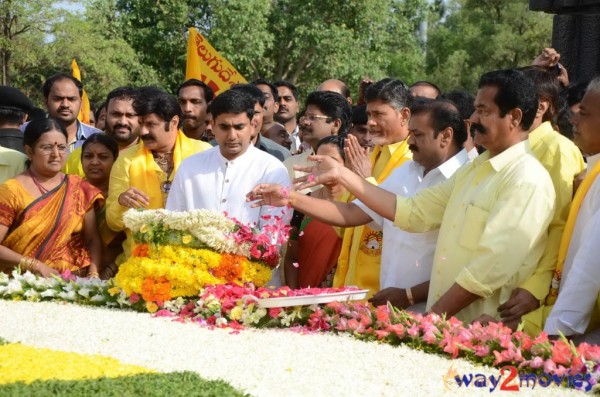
left=88, top=271, right=100, bottom=278
left=406, top=288, right=415, bottom=306
left=18, top=256, right=37, bottom=273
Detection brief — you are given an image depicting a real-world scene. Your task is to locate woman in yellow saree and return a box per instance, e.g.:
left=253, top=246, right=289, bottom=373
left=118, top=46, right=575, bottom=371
left=0, top=118, right=103, bottom=276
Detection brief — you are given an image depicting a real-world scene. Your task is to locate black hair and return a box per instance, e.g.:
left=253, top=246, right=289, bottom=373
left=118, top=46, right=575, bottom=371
left=478, top=69, right=538, bottom=131
left=439, top=90, right=475, bottom=121
left=134, top=87, right=183, bottom=129
left=304, top=91, right=352, bottom=137
left=520, top=66, right=560, bottom=125
left=176, top=79, right=214, bottom=103
left=106, top=87, right=138, bottom=107
left=316, top=135, right=345, bottom=161
left=365, top=78, right=412, bottom=111
left=209, top=88, right=255, bottom=121
left=273, top=80, right=299, bottom=101
left=231, top=84, right=266, bottom=107
left=94, top=101, right=107, bottom=122
left=410, top=100, right=467, bottom=147
left=0, top=108, right=26, bottom=125
left=28, top=107, right=46, bottom=121
left=410, top=81, right=441, bottom=98
left=81, top=133, right=119, bottom=161
left=23, top=118, right=67, bottom=169
left=251, top=79, right=279, bottom=102
left=563, top=80, right=589, bottom=107
left=42, top=73, right=83, bottom=99
left=351, top=105, right=367, bottom=125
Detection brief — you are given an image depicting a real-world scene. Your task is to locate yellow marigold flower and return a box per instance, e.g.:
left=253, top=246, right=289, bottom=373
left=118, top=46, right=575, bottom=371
left=146, top=301, right=158, bottom=313
left=182, top=235, right=193, bottom=244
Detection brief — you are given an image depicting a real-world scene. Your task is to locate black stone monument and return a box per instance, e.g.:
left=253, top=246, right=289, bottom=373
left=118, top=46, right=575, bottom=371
left=529, top=0, right=600, bottom=82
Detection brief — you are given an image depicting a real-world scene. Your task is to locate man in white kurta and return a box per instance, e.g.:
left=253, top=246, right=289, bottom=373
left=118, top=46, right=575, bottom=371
left=166, top=88, right=290, bottom=285
left=357, top=148, right=471, bottom=312
left=543, top=80, right=600, bottom=339
left=166, top=144, right=290, bottom=225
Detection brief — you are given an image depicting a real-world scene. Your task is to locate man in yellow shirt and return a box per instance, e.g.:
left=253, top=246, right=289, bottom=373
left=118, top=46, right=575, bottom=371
left=106, top=87, right=212, bottom=264
left=65, top=87, right=141, bottom=177
left=285, top=69, right=555, bottom=323
left=496, top=67, right=585, bottom=327
left=333, top=78, right=412, bottom=296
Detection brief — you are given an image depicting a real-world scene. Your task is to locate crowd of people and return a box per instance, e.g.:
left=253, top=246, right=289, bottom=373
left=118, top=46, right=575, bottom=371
left=0, top=47, right=598, bottom=344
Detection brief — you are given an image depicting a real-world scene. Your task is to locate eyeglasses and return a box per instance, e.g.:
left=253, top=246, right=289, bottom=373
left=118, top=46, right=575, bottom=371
left=299, top=114, right=332, bottom=123
left=37, top=144, right=68, bottom=155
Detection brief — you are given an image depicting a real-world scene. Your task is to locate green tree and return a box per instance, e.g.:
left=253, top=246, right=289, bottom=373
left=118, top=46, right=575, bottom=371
left=88, top=0, right=429, bottom=100
left=0, top=0, right=58, bottom=85
left=426, top=0, right=553, bottom=92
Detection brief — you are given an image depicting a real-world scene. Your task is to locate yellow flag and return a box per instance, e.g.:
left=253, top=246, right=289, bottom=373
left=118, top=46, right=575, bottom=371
left=71, top=59, right=91, bottom=125
left=185, top=27, right=247, bottom=96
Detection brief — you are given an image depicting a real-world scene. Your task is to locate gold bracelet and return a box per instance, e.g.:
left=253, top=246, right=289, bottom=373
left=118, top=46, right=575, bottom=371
left=88, top=271, right=100, bottom=278
left=406, top=288, right=415, bottom=306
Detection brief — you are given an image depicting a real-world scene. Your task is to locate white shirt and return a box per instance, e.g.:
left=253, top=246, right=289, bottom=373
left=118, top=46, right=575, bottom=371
left=167, top=145, right=291, bottom=226
left=354, top=149, right=472, bottom=310
left=545, top=152, right=600, bottom=335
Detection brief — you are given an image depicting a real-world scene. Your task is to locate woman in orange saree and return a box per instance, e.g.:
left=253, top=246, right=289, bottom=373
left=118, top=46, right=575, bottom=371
left=0, top=118, right=103, bottom=276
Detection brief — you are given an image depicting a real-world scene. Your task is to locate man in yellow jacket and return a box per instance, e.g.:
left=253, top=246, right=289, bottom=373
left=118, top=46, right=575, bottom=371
left=333, top=79, right=412, bottom=296
left=106, top=87, right=212, bottom=265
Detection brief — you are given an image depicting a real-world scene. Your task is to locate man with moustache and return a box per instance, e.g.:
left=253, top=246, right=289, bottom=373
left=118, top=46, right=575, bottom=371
left=283, top=90, right=351, bottom=193
left=177, top=79, right=213, bottom=140
left=64, top=87, right=141, bottom=177
left=249, top=100, right=471, bottom=310
left=279, top=69, right=555, bottom=323
left=36, top=73, right=102, bottom=153
left=106, top=87, right=212, bottom=265
left=274, top=80, right=301, bottom=152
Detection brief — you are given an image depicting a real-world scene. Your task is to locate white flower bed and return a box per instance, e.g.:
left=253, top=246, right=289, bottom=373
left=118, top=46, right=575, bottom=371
left=0, top=301, right=583, bottom=396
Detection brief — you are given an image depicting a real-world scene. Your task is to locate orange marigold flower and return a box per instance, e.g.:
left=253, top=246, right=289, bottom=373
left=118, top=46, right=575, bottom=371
left=141, top=276, right=172, bottom=302
left=213, top=253, right=245, bottom=282
left=132, top=244, right=150, bottom=257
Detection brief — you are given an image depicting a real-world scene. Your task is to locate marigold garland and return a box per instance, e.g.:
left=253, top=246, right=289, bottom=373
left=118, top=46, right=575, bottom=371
left=115, top=245, right=272, bottom=301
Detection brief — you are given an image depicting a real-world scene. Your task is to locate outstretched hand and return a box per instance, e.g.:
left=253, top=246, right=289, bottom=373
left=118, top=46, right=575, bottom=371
left=293, top=155, right=345, bottom=191
left=246, top=184, right=291, bottom=208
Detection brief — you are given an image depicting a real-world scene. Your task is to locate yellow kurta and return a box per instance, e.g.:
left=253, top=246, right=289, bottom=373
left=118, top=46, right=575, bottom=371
left=106, top=131, right=212, bottom=264
left=520, top=122, right=585, bottom=300
left=394, top=141, right=555, bottom=323
left=333, top=138, right=411, bottom=295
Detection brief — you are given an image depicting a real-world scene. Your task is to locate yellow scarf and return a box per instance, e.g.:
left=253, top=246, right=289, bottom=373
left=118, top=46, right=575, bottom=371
left=546, top=159, right=600, bottom=305
left=129, top=131, right=194, bottom=209
left=333, top=138, right=411, bottom=294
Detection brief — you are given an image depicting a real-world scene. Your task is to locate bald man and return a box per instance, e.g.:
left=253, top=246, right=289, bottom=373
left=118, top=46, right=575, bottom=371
left=317, top=79, right=352, bottom=105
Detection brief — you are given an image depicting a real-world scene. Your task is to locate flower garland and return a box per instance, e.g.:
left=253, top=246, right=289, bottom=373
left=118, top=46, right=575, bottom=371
left=122, top=209, right=289, bottom=267
left=1, top=271, right=599, bottom=392
left=115, top=245, right=272, bottom=307
left=114, top=209, right=289, bottom=302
